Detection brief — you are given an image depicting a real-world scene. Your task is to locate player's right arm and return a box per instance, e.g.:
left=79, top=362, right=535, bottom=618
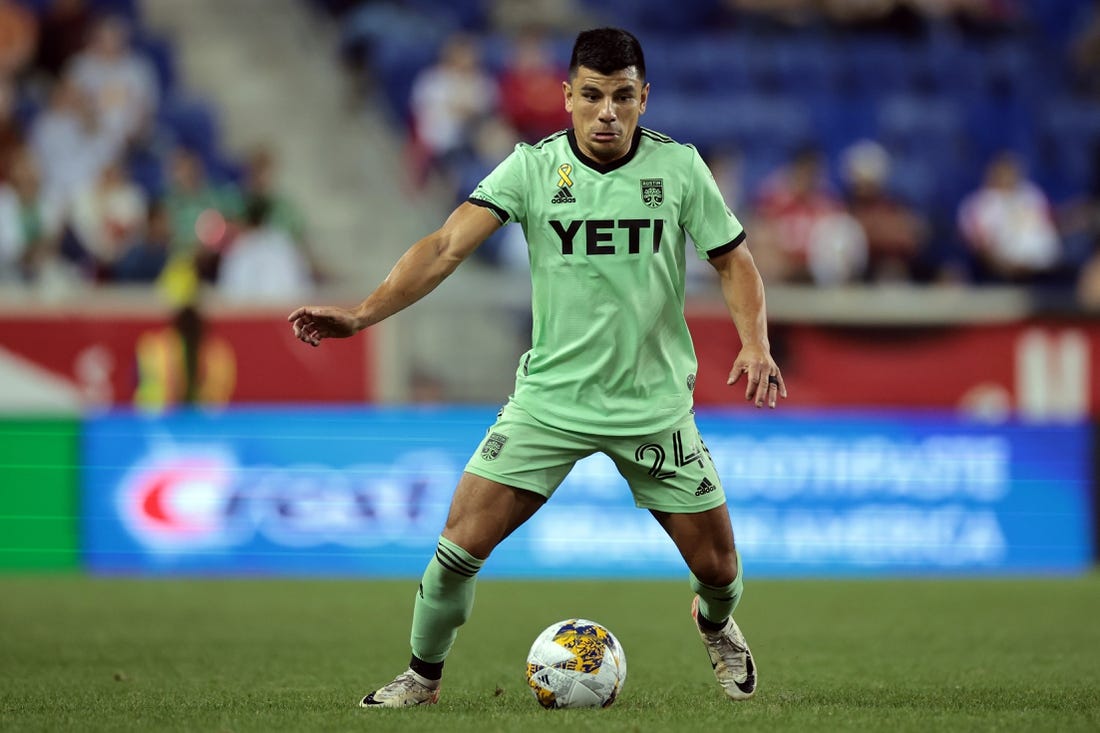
left=288, top=202, right=501, bottom=346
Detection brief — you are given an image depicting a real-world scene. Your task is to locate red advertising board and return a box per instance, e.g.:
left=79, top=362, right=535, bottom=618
left=0, top=307, right=371, bottom=407
left=2, top=302, right=1092, bottom=416
left=688, top=315, right=1094, bottom=420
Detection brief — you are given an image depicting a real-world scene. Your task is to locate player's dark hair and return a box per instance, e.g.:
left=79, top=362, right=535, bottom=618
left=569, top=28, right=645, bottom=81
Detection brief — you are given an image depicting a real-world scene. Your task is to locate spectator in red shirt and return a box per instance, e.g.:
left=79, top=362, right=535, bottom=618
left=497, top=30, right=570, bottom=143
left=840, top=139, right=928, bottom=283
left=750, top=146, right=844, bottom=283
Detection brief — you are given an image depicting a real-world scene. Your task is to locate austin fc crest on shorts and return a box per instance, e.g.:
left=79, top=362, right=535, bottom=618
left=481, top=432, right=508, bottom=461
left=640, top=178, right=664, bottom=208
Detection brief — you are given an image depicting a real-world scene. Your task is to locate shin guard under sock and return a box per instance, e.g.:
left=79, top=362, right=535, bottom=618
left=691, top=548, right=744, bottom=629
left=409, top=536, right=484, bottom=671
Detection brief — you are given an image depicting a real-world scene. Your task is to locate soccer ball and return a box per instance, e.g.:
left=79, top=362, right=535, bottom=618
left=524, top=618, right=627, bottom=709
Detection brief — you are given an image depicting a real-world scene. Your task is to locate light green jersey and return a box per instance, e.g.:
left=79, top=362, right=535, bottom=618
left=468, top=127, right=744, bottom=435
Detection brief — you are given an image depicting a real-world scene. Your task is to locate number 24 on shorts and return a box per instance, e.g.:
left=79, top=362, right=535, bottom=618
left=634, top=429, right=708, bottom=480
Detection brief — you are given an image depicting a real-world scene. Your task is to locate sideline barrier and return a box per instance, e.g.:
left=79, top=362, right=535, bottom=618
left=81, top=408, right=1093, bottom=577
left=0, top=418, right=80, bottom=570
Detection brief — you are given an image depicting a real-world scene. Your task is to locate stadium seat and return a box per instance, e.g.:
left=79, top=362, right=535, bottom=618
left=134, top=32, right=178, bottom=96
left=662, top=35, right=753, bottom=94
left=369, top=37, right=442, bottom=126
left=88, top=0, right=140, bottom=21
left=126, top=148, right=165, bottom=200
left=886, top=150, right=943, bottom=213
left=403, top=0, right=486, bottom=32
left=811, top=90, right=878, bottom=158
left=647, top=92, right=812, bottom=153
left=330, top=0, right=1100, bottom=221
left=158, top=95, right=221, bottom=159
left=839, top=37, right=911, bottom=96
left=1036, top=97, right=1100, bottom=199
left=876, top=93, right=963, bottom=151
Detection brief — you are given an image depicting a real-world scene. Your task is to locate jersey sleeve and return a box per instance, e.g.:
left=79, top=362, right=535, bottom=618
left=467, top=145, right=528, bottom=225
left=681, top=146, right=746, bottom=260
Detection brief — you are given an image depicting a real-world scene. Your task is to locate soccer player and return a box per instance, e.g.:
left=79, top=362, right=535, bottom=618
left=288, top=27, right=786, bottom=707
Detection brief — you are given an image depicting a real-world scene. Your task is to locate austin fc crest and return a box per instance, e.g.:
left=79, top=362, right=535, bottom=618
left=640, top=178, right=664, bottom=208
left=481, top=432, right=508, bottom=461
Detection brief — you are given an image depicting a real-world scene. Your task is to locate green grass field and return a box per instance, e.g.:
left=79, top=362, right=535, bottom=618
left=1, top=576, right=1098, bottom=732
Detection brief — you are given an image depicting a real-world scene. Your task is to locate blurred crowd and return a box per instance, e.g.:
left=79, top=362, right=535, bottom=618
left=0, top=0, right=318, bottom=301
left=312, top=0, right=1100, bottom=302
left=7, top=0, right=1099, bottom=304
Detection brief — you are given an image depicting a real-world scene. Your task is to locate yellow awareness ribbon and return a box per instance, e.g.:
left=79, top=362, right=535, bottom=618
left=557, top=163, right=573, bottom=188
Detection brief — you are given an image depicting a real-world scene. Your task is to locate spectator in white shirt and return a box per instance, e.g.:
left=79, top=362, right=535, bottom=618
left=217, top=199, right=312, bottom=301
left=409, top=33, right=498, bottom=185
left=958, top=151, right=1061, bottom=284
left=0, top=147, right=65, bottom=283
left=28, top=75, right=121, bottom=208
left=68, top=14, right=158, bottom=144
left=69, top=160, right=148, bottom=277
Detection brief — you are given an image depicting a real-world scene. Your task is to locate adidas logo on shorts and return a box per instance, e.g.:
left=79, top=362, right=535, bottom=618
left=695, top=478, right=717, bottom=497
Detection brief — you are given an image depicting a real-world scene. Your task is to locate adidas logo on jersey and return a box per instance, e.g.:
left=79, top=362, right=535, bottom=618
left=551, top=187, right=575, bottom=204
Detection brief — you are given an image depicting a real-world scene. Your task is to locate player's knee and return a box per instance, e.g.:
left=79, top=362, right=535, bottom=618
left=691, top=550, right=737, bottom=587
left=441, top=528, right=496, bottom=560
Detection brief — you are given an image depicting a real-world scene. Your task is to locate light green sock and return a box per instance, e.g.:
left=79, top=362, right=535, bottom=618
left=690, top=549, right=744, bottom=626
left=409, top=536, right=485, bottom=663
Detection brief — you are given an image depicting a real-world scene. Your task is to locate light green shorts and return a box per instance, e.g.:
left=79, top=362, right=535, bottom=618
left=464, top=400, right=726, bottom=513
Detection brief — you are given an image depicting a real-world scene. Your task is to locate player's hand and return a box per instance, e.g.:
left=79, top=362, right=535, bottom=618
left=287, top=306, right=362, bottom=347
left=727, top=345, right=787, bottom=409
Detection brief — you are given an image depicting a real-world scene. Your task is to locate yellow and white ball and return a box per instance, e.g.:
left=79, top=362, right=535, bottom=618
left=524, top=619, right=627, bottom=709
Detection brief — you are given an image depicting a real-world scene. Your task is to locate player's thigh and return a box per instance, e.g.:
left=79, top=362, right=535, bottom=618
left=605, top=412, right=727, bottom=514
left=441, top=471, right=548, bottom=559
left=458, top=401, right=594, bottom=556
left=605, top=413, right=736, bottom=583
left=649, top=504, right=737, bottom=586
left=464, top=400, right=594, bottom=501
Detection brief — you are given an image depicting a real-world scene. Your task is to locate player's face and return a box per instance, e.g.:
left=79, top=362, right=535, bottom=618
left=564, top=65, right=648, bottom=163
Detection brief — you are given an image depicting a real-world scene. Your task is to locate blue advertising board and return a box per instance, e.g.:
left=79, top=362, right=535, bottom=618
left=82, top=408, right=1093, bottom=577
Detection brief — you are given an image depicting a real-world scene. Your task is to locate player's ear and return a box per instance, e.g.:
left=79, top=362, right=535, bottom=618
left=562, top=80, right=573, bottom=113
left=639, top=82, right=649, bottom=115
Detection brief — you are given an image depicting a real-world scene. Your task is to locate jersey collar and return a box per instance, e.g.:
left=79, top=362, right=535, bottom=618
left=567, top=127, right=642, bottom=174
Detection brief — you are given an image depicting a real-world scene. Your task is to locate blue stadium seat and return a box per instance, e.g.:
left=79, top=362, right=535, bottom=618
left=660, top=35, right=753, bottom=94
left=88, top=0, right=140, bottom=21
left=899, top=37, right=961, bottom=95
left=158, top=95, right=220, bottom=159
left=1036, top=97, right=1100, bottom=199
left=404, top=0, right=486, bottom=32
left=1029, top=0, right=1095, bottom=47
left=964, top=95, right=1035, bottom=162
left=886, top=150, right=944, bottom=213
left=634, top=33, right=675, bottom=90
left=645, top=92, right=812, bottom=152
left=874, top=93, right=975, bottom=212
left=811, top=90, right=879, bottom=158
left=771, top=36, right=837, bottom=94
left=134, top=32, right=177, bottom=96
left=203, top=154, right=244, bottom=186
left=838, top=37, right=911, bottom=96
left=876, top=93, right=963, bottom=152
left=126, top=148, right=165, bottom=199
left=369, top=37, right=442, bottom=126
left=981, top=40, right=1042, bottom=101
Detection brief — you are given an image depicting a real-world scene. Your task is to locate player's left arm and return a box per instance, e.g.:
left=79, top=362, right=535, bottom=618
left=709, top=244, right=787, bottom=409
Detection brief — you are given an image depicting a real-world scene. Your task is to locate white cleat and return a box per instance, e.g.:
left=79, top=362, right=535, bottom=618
left=359, top=669, right=441, bottom=708
left=691, top=595, right=757, bottom=701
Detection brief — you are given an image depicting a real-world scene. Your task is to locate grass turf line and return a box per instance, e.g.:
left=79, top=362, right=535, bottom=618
left=1, top=576, right=1098, bottom=732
